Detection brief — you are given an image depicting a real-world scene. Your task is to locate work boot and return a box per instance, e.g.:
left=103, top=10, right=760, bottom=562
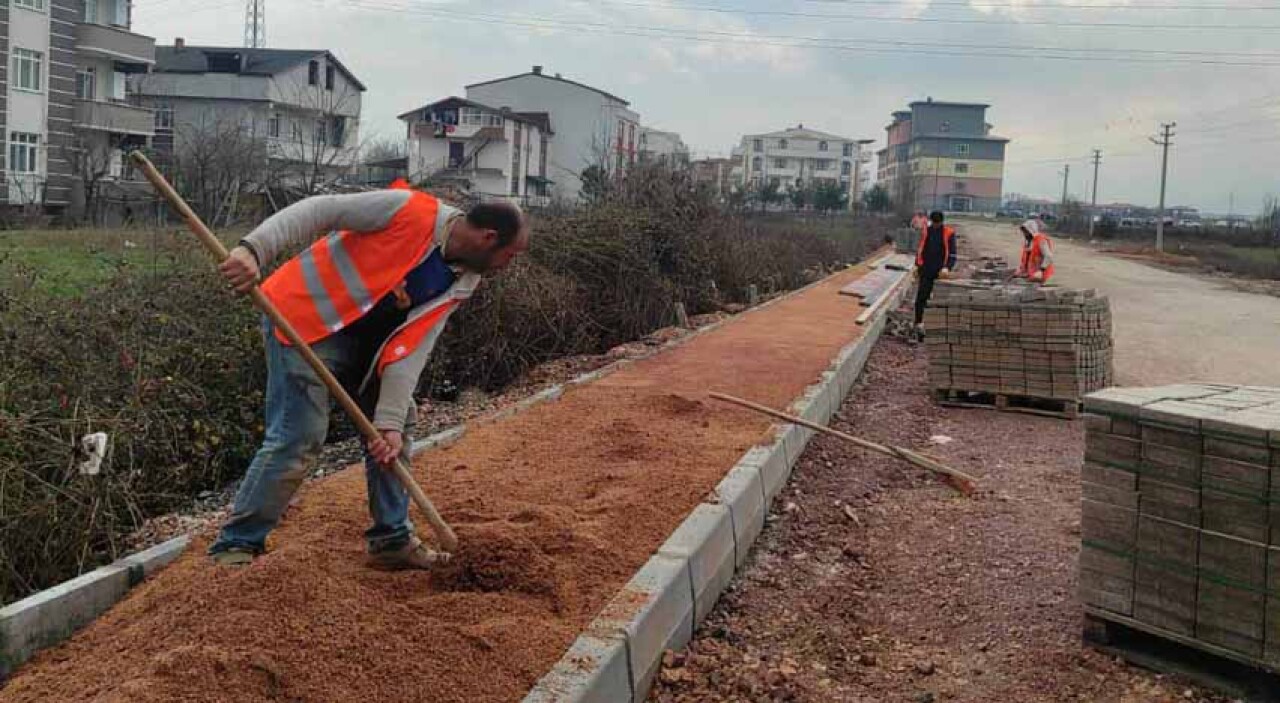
left=368, top=536, right=451, bottom=571
left=211, top=549, right=254, bottom=567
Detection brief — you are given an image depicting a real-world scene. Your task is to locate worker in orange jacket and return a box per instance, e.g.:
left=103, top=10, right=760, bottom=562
left=211, top=184, right=528, bottom=569
left=1015, top=219, right=1055, bottom=283
left=914, top=210, right=957, bottom=329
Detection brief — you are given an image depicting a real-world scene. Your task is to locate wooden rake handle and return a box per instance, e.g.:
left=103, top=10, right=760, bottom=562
left=708, top=391, right=977, bottom=496
left=130, top=151, right=459, bottom=552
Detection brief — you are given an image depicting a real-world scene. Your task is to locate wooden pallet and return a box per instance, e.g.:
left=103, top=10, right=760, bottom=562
left=1084, top=608, right=1280, bottom=702
left=932, top=388, right=1081, bottom=419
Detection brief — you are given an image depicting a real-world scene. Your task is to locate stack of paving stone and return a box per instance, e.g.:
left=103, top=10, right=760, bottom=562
left=1080, top=384, right=1280, bottom=669
left=923, top=282, right=1114, bottom=404
left=972, top=256, right=1012, bottom=283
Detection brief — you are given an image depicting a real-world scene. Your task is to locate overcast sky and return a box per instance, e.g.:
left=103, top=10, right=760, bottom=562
left=135, top=0, right=1280, bottom=215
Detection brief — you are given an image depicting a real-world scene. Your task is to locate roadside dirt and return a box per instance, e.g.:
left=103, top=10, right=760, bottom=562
left=0, top=264, right=875, bottom=702
left=649, top=338, right=1232, bottom=703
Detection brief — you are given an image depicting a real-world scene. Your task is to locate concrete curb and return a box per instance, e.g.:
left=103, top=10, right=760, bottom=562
left=0, top=535, right=189, bottom=679
left=523, top=267, right=911, bottom=703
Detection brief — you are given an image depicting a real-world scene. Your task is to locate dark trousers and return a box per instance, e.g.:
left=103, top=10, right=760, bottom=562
left=914, top=271, right=939, bottom=325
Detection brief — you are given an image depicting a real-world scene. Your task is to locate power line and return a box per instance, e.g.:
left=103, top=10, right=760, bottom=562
left=794, top=0, right=1280, bottom=9
left=338, top=1, right=1280, bottom=65
left=571, top=0, right=1280, bottom=29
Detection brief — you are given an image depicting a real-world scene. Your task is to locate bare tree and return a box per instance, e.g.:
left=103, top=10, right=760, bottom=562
left=61, top=134, right=119, bottom=226
left=262, top=76, right=363, bottom=198
left=362, top=138, right=405, bottom=164
left=169, top=115, right=268, bottom=226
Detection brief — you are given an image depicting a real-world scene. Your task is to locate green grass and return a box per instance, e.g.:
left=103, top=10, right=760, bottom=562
left=0, top=228, right=243, bottom=296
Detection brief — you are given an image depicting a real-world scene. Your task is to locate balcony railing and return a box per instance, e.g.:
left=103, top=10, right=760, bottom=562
left=75, top=23, right=155, bottom=66
left=74, top=99, right=154, bottom=136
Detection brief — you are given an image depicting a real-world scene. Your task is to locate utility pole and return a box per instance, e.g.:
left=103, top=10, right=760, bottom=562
left=1060, top=164, right=1070, bottom=206
left=1089, top=149, right=1102, bottom=238
left=1151, top=122, right=1176, bottom=252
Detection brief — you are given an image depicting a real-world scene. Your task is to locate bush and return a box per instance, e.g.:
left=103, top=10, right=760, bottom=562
left=1, top=163, right=880, bottom=604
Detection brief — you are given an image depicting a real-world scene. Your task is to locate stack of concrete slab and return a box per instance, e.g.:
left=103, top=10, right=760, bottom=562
left=972, top=256, right=1012, bottom=283
left=923, top=282, right=1113, bottom=404
left=1080, top=384, right=1280, bottom=670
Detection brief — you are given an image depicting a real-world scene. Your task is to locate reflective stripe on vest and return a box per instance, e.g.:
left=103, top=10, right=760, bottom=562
left=376, top=299, right=458, bottom=377
left=262, top=191, right=442, bottom=345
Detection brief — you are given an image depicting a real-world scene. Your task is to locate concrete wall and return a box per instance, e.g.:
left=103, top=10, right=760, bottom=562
left=910, top=102, right=987, bottom=137
left=467, top=72, right=637, bottom=201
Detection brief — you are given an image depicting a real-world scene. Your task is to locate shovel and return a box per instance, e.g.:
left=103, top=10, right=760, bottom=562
left=129, top=151, right=459, bottom=553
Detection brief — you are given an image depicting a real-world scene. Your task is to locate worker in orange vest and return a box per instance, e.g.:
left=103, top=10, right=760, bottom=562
left=210, top=184, right=528, bottom=569
left=1015, top=219, right=1055, bottom=283
left=914, top=210, right=957, bottom=330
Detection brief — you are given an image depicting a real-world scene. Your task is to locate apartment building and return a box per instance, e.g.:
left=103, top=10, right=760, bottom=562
left=132, top=42, right=364, bottom=186
left=399, top=96, right=551, bottom=205
left=876, top=98, right=1009, bottom=213
left=465, top=66, right=639, bottom=201
left=731, top=125, right=872, bottom=209
left=638, top=127, right=688, bottom=167
left=2, top=0, right=155, bottom=213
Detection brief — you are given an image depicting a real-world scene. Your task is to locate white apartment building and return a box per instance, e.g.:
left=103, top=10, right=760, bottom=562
left=132, top=43, right=364, bottom=186
left=399, top=96, right=551, bottom=206
left=465, top=66, right=639, bottom=201
left=3, top=0, right=155, bottom=213
left=638, top=127, right=688, bottom=167
left=731, top=126, right=874, bottom=209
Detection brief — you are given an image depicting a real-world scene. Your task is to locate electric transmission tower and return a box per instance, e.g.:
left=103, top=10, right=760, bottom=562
left=244, top=0, right=265, bottom=48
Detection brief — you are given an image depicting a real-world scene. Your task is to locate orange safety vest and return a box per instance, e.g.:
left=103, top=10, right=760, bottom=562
left=1020, top=232, right=1055, bottom=283
left=916, top=224, right=956, bottom=268
left=260, top=184, right=468, bottom=381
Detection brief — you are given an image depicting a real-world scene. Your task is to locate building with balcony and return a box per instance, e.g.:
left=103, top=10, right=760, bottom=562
left=731, top=125, right=873, bottom=210
left=131, top=42, right=365, bottom=189
left=876, top=98, right=1009, bottom=214
left=2, top=0, right=155, bottom=214
left=399, top=96, right=552, bottom=206
left=638, top=127, right=688, bottom=167
left=464, top=66, right=639, bottom=201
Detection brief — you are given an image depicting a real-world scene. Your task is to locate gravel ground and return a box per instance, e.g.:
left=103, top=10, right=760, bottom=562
left=123, top=313, right=730, bottom=552
left=649, top=337, right=1235, bottom=703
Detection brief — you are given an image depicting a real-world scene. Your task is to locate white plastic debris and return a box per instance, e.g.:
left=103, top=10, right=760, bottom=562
left=79, top=432, right=108, bottom=475
left=928, top=435, right=954, bottom=445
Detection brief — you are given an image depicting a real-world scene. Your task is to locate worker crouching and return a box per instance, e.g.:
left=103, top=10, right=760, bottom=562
left=1015, top=220, right=1055, bottom=283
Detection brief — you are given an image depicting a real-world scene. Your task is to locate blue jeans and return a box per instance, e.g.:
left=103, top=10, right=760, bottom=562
left=209, top=320, right=414, bottom=555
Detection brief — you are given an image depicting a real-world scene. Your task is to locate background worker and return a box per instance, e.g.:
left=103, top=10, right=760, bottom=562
left=211, top=185, right=528, bottom=570
left=914, top=210, right=957, bottom=331
left=1015, top=219, right=1055, bottom=283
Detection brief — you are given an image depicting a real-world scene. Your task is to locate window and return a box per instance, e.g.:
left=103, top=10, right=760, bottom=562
left=308, top=60, right=319, bottom=86
left=954, top=162, right=969, bottom=174
left=511, top=176, right=520, bottom=196
left=818, top=141, right=828, bottom=152
left=539, top=135, right=548, bottom=177
left=12, top=49, right=43, bottom=92
left=954, top=181, right=967, bottom=192
left=774, top=158, right=787, bottom=169
left=267, top=114, right=280, bottom=138
left=816, top=159, right=833, bottom=171
left=956, top=143, right=970, bottom=156
left=84, top=0, right=97, bottom=23
left=154, top=103, right=174, bottom=130
left=617, top=120, right=625, bottom=148
left=14, top=0, right=46, bottom=11
left=779, top=139, right=788, bottom=150
left=330, top=117, right=345, bottom=146
left=289, top=120, right=302, bottom=142
left=842, top=161, right=852, bottom=176
left=325, top=64, right=335, bottom=91
left=9, top=132, right=39, bottom=173
left=842, top=143, right=853, bottom=157
left=753, top=139, right=763, bottom=152
left=752, top=156, right=762, bottom=171
left=76, top=68, right=96, bottom=100
left=940, top=121, right=951, bottom=133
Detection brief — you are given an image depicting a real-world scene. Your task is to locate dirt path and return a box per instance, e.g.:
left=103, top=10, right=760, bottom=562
left=956, top=219, right=1280, bottom=387
left=650, top=340, right=1231, bottom=703
left=0, top=263, right=880, bottom=703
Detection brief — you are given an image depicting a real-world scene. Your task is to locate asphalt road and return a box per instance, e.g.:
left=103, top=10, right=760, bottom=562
left=956, top=219, right=1280, bottom=387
